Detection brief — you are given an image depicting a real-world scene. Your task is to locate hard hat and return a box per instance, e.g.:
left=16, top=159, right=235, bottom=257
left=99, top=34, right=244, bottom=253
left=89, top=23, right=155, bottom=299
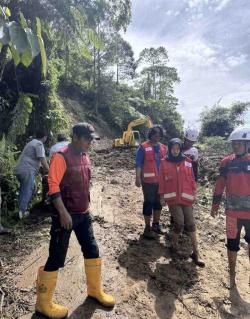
left=184, top=128, right=199, bottom=142
left=228, top=126, right=250, bottom=141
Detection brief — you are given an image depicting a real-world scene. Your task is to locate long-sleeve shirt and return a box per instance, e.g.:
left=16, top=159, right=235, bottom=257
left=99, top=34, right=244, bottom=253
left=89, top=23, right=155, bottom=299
left=48, top=153, right=67, bottom=200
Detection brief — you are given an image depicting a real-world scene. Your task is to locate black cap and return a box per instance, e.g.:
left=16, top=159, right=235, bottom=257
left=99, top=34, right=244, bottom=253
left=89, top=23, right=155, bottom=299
left=72, top=123, right=99, bottom=140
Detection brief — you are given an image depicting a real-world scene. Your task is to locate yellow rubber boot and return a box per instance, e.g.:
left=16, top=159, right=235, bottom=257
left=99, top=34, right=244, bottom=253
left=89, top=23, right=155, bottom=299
left=35, top=267, right=68, bottom=319
left=84, top=258, right=115, bottom=308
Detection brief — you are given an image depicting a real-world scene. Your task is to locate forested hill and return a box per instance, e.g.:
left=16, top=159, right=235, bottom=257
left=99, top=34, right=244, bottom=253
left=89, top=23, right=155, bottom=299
left=0, top=0, right=183, bottom=146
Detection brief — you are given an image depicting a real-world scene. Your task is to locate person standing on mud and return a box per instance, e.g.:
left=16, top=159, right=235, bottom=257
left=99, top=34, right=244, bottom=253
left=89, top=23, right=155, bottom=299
left=183, top=128, right=199, bottom=181
left=14, top=130, right=49, bottom=220
left=135, top=125, right=167, bottom=239
left=159, top=138, right=205, bottom=267
left=35, top=123, right=115, bottom=319
left=211, top=126, right=250, bottom=288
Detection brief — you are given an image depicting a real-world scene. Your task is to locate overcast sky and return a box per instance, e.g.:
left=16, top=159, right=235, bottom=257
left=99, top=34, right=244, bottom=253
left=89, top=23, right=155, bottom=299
left=124, top=0, right=250, bottom=126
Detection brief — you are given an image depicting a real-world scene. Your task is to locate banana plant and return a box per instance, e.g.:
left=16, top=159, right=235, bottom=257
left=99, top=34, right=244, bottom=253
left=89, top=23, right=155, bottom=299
left=0, top=6, right=47, bottom=80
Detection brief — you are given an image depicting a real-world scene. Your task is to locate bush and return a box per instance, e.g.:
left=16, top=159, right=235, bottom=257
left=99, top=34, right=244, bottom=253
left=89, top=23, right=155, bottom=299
left=200, top=102, right=249, bottom=140
left=199, top=136, right=230, bottom=155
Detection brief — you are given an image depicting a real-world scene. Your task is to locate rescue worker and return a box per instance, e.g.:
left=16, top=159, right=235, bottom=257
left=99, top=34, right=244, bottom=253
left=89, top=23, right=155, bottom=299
left=159, top=138, right=205, bottom=267
left=14, top=130, right=49, bottom=219
left=183, top=128, right=199, bottom=181
left=135, top=125, right=167, bottom=239
left=211, top=126, right=250, bottom=288
left=35, top=123, right=115, bottom=319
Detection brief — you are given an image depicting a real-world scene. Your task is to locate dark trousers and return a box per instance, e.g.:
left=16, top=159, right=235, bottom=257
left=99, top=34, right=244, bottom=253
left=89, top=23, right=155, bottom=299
left=227, top=219, right=250, bottom=252
left=44, top=213, right=99, bottom=271
left=142, top=182, right=162, bottom=216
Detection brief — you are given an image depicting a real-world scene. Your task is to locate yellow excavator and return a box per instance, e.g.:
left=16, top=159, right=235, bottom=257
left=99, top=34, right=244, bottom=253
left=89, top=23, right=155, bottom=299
left=113, top=116, right=153, bottom=147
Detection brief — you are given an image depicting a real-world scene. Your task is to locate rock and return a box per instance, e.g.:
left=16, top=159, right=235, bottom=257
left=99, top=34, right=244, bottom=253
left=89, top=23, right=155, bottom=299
left=110, top=179, right=119, bottom=185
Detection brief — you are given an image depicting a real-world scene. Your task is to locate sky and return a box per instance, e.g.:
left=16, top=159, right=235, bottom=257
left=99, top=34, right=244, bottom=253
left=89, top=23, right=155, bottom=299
left=124, top=0, right=250, bottom=126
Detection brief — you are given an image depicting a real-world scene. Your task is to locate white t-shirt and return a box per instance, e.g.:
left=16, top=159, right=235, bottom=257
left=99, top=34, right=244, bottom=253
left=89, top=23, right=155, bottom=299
left=14, top=139, right=45, bottom=174
left=183, top=146, right=199, bottom=162
left=49, top=141, right=69, bottom=159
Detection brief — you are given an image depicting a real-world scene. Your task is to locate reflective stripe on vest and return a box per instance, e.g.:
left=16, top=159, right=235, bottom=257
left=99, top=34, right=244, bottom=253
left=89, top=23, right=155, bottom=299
left=181, top=192, right=194, bottom=201
left=164, top=192, right=177, bottom=199
left=226, top=195, right=250, bottom=211
left=144, top=173, right=156, bottom=178
left=141, top=141, right=166, bottom=183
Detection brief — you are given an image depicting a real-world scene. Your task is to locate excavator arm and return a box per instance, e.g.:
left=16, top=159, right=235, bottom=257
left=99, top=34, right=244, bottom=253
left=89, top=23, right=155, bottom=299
left=113, top=116, right=153, bottom=148
left=127, top=116, right=153, bottom=132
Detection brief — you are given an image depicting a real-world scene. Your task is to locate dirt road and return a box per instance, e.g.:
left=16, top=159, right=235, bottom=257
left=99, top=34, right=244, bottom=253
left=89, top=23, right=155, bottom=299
left=0, top=148, right=249, bottom=319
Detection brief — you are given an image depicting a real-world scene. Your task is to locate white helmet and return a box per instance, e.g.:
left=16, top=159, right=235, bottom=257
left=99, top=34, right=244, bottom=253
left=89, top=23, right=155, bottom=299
left=184, top=128, right=199, bottom=142
left=228, top=126, right=250, bottom=141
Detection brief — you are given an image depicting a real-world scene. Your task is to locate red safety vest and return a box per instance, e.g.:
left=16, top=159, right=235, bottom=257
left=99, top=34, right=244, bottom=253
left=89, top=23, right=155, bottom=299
left=212, top=154, right=250, bottom=220
left=59, top=145, right=91, bottom=214
left=158, top=158, right=196, bottom=206
left=141, top=141, right=167, bottom=184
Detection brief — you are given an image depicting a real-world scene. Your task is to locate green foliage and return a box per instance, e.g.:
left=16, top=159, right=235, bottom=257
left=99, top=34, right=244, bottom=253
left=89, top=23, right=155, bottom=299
left=0, top=135, right=17, bottom=174
left=200, top=102, right=249, bottom=140
left=0, top=136, right=19, bottom=213
left=199, top=136, right=230, bottom=155
left=7, top=94, right=33, bottom=144
left=42, top=59, right=70, bottom=135
left=45, top=58, right=65, bottom=91
left=46, top=95, right=71, bottom=135
left=0, top=6, right=47, bottom=74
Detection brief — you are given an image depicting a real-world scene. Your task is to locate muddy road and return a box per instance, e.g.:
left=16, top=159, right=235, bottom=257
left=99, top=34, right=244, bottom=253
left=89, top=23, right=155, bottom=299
left=0, top=147, right=249, bottom=319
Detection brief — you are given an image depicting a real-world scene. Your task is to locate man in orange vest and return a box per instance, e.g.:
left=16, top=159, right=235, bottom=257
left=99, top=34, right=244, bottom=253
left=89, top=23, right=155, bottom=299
left=135, top=125, right=167, bottom=239
left=211, top=126, right=250, bottom=288
left=35, top=123, right=115, bottom=319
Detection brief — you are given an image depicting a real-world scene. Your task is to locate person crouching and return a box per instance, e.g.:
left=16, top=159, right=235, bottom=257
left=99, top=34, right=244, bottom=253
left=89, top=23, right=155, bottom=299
left=158, top=138, right=205, bottom=267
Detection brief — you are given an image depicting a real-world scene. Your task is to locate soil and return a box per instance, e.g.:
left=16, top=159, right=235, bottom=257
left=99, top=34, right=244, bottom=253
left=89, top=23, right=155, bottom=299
left=0, top=141, right=249, bottom=319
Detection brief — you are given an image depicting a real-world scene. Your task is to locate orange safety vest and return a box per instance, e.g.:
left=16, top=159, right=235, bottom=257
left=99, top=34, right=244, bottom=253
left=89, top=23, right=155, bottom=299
left=141, top=141, right=167, bottom=184
left=158, top=158, right=196, bottom=206
left=212, top=154, right=250, bottom=220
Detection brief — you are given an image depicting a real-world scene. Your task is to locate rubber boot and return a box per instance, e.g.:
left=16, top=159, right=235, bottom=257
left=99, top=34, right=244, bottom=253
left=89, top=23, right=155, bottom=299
left=35, top=267, right=68, bottom=319
left=84, top=258, right=115, bottom=308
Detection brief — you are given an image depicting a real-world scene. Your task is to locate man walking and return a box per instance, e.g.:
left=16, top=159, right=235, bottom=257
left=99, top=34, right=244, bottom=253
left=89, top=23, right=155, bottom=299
left=14, top=130, right=49, bottom=219
left=211, top=126, right=250, bottom=288
left=35, top=123, right=115, bottom=319
left=135, top=125, right=167, bottom=239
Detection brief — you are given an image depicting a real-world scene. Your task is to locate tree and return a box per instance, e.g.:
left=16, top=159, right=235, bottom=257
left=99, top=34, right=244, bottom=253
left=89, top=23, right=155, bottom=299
left=137, top=47, right=180, bottom=102
left=200, top=102, right=250, bottom=139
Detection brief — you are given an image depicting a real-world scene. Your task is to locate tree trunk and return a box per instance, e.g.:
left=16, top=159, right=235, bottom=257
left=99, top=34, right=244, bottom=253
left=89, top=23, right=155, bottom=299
left=96, top=47, right=100, bottom=117
left=65, top=31, right=70, bottom=78
left=116, top=62, right=119, bottom=85
left=95, top=23, right=101, bottom=117
left=0, top=45, right=9, bottom=82
left=93, top=47, right=96, bottom=86
left=116, top=32, right=119, bottom=85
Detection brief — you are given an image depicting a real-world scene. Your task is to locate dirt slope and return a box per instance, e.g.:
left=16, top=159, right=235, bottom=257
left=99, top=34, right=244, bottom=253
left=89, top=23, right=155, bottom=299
left=0, top=145, right=249, bottom=319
